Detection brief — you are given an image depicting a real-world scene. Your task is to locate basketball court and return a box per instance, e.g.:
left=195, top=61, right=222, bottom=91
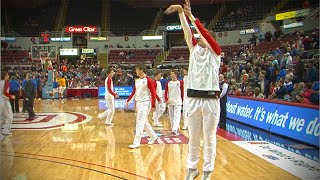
left=1, top=98, right=319, bottom=179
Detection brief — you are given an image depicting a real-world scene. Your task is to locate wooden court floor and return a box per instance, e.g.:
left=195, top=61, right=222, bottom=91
left=0, top=99, right=298, bottom=180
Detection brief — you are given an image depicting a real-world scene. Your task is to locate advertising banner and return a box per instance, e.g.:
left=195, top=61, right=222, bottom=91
left=66, top=26, right=97, bottom=33
left=98, top=86, right=133, bottom=97
left=227, top=96, right=319, bottom=146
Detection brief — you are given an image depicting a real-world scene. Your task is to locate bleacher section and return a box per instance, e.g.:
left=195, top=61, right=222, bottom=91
left=160, top=5, right=220, bottom=26
left=65, top=0, right=102, bottom=26
left=6, top=1, right=60, bottom=36
left=110, top=2, right=157, bottom=36
left=278, top=0, right=319, bottom=13
left=163, top=45, right=243, bottom=65
left=108, top=48, right=163, bottom=65
left=164, top=47, right=189, bottom=64
left=1, top=50, right=31, bottom=66
left=252, top=41, right=282, bottom=54
left=213, top=0, right=278, bottom=32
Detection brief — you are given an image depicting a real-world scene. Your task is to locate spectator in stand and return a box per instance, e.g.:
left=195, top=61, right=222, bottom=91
left=286, top=52, right=293, bottom=68
left=311, top=31, right=319, bottom=49
left=312, top=81, right=319, bottom=91
left=290, top=83, right=301, bottom=101
left=221, top=60, right=228, bottom=74
left=228, top=79, right=239, bottom=95
left=276, top=66, right=286, bottom=81
left=303, top=36, right=312, bottom=50
left=126, top=73, right=134, bottom=87
left=269, top=79, right=287, bottom=99
left=296, top=94, right=312, bottom=105
left=285, top=77, right=294, bottom=94
left=298, top=47, right=308, bottom=59
left=241, top=70, right=249, bottom=83
left=294, top=56, right=305, bottom=83
left=258, top=74, right=270, bottom=98
left=302, top=83, right=314, bottom=99
left=304, top=60, right=318, bottom=83
left=244, top=85, right=253, bottom=96
left=269, top=81, right=276, bottom=95
left=286, top=69, right=294, bottom=81
left=249, top=33, right=257, bottom=47
left=303, top=0, right=310, bottom=9
left=61, top=64, right=68, bottom=75
left=291, top=82, right=304, bottom=101
left=253, top=87, right=264, bottom=98
left=226, top=67, right=233, bottom=84
left=258, top=31, right=265, bottom=42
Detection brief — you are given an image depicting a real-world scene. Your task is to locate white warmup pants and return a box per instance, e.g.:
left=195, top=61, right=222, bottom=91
left=168, top=105, right=181, bottom=132
left=132, top=101, right=157, bottom=146
left=186, top=98, right=220, bottom=172
left=182, top=97, right=189, bottom=127
left=152, top=99, right=165, bottom=124
left=100, top=98, right=115, bottom=124
left=0, top=99, right=13, bottom=134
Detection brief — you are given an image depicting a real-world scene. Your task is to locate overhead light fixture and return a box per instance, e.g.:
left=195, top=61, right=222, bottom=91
left=142, top=36, right=163, bottom=40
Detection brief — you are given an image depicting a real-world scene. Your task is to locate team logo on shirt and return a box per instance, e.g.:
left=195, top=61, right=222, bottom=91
left=12, top=112, right=92, bottom=130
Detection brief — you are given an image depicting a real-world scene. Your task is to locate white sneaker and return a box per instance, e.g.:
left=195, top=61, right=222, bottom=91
left=148, top=136, right=158, bottom=144
left=97, top=113, right=105, bottom=119
left=172, top=130, right=179, bottom=136
left=202, top=171, right=212, bottom=180
left=182, top=125, right=188, bottom=130
left=185, top=169, right=199, bottom=180
left=128, top=144, right=140, bottom=149
left=105, top=122, right=114, bottom=126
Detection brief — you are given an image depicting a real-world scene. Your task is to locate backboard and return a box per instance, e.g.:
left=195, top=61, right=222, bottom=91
left=31, top=45, right=58, bottom=61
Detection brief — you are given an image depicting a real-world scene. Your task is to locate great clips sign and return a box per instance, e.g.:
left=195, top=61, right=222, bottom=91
left=66, top=26, right=97, bottom=33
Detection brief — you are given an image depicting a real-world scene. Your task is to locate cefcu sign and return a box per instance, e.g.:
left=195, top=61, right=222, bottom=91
left=66, top=26, right=97, bottom=33
left=166, top=25, right=195, bottom=31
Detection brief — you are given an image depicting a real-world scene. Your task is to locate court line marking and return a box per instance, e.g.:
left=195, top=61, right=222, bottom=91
left=0, top=153, right=127, bottom=179
left=1, top=151, right=151, bottom=180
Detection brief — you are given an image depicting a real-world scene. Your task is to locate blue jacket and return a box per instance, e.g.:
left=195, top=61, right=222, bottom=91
left=9, top=80, right=20, bottom=91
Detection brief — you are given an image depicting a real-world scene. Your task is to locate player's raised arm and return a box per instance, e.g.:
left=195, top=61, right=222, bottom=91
left=183, top=0, right=221, bottom=56
left=165, top=4, right=196, bottom=50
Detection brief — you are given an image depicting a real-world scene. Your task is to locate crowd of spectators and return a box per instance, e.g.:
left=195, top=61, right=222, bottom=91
left=222, top=29, right=319, bottom=105
left=1, top=57, right=104, bottom=98
left=1, top=26, right=318, bottom=105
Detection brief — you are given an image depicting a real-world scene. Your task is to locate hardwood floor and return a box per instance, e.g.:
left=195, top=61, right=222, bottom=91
left=0, top=99, right=298, bottom=180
